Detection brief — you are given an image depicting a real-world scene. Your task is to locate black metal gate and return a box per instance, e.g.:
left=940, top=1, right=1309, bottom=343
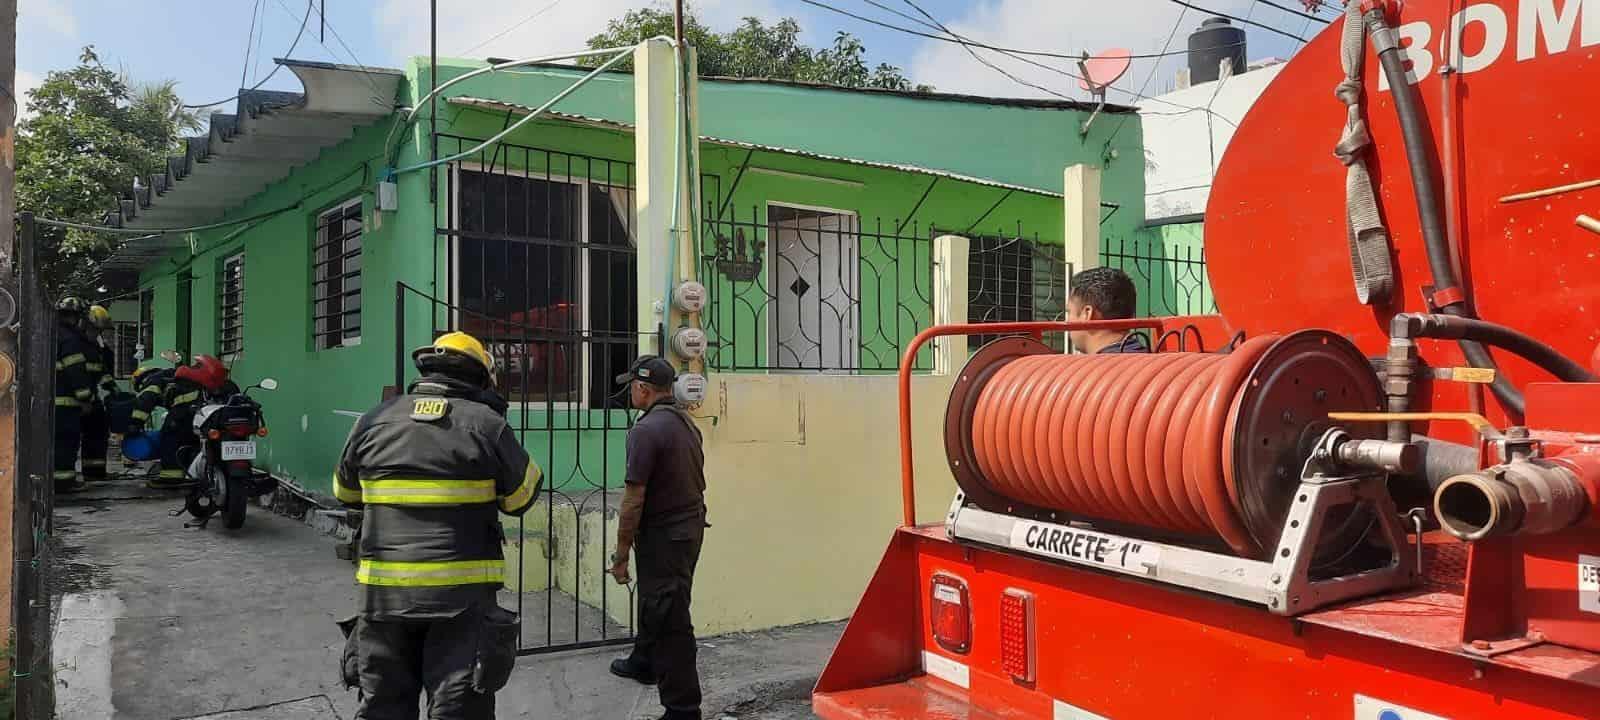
left=11, top=213, right=59, bottom=716
left=399, top=137, right=642, bottom=655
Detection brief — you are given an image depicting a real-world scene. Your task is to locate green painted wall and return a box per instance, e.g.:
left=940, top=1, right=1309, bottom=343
left=135, top=57, right=1135, bottom=497
left=416, top=58, right=1146, bottom=242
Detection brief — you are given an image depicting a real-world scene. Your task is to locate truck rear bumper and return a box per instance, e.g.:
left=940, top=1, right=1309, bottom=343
left=815, top=677, right=1027, bottom=720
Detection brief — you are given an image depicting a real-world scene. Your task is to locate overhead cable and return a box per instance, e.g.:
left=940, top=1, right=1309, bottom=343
left=1165, top=0, right=1307, bottom=42
left=184, top=0, right=315, bottom=109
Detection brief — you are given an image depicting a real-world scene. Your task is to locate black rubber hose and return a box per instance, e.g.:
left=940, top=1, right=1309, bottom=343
left=1367, top=10, right=1526, bottom=415
left=1402, top=314, right=1597, bottom=383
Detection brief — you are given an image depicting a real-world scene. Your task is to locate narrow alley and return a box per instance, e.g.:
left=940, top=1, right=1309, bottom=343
left=48, top=477, right=833, bottom=720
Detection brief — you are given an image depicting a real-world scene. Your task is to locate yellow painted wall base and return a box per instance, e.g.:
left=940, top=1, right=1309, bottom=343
left=500, top=371, right=958, bottom=636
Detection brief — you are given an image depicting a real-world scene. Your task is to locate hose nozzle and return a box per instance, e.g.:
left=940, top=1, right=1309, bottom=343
left=1434, top=460, right=1589, bottom=540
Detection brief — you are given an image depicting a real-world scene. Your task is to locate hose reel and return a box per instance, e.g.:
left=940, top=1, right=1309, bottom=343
left=944, top=330, right=1386, bottom=561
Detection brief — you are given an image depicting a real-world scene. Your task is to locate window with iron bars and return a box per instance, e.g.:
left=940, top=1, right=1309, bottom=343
left=218, top=252, right=245, bottom=361
left=451, top=167, right=636, bottom=406
left=313, top=198, right=363, bottom=349
left=112, top=321, right=140, bottom=378
left=113, top=288, right=157, bottom=377
left=967, top=234, right=1069, bottom=349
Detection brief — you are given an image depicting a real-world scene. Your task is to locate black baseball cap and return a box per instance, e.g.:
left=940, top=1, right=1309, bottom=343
left=615, top=355, right=677, bottom=388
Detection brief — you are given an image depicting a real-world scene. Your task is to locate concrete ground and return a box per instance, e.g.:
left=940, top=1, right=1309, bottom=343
left=48, top=475, right=836, bottom=719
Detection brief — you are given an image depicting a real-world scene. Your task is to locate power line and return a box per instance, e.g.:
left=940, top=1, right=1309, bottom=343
left=1105, top=2, right=1190, bottom=149
left=888, top=0, right=1080, bottom=103
left=184, top=0, right=315, bottom=109
left=268, top=0, right=391, bottom=105
left=1252, top=0, right=1326, bottom=23
left=239, top=0, right=264, bottom=92
left=804, top=0, right=1234, bottom=121
left=1166, top=0, right=1307, bottom=42
left=459, top=0, right=567, bottom=57
left=815, top=0, right=1244, bottom=63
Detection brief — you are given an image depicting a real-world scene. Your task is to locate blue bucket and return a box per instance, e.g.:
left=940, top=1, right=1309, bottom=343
left=121, top=431, right=162, bottom=462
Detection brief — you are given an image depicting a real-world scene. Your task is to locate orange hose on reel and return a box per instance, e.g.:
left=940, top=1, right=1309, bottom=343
left=970, top=337, right=1278, bottom=556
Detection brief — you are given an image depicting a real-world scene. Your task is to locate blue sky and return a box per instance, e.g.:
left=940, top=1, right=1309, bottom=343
left=17, top=0, right=1327, bottom=115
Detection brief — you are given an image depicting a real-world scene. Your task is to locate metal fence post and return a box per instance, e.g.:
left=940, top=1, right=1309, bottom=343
left=394, top=282, right=406, bottom=392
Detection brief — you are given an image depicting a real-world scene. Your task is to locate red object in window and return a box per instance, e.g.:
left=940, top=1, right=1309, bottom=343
left=999, top=589, right=1035, bottom=683
left=929, top=573, right=971, bottom=655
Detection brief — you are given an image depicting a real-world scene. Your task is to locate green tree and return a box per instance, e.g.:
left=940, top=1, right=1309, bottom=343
left=584, top=5, right=930, bottom=91
left=16, top=47, right=200, bottom=297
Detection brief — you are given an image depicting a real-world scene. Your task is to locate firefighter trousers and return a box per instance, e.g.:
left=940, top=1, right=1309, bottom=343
left=52, top=405, right=82, bottom=487
left=157, top=414, right=197, bottom=481
left=340, top=605, right=519, bottom=720
left=81, top=404, right=108, bottom=480
left=628, top=523, right=705, bottom=718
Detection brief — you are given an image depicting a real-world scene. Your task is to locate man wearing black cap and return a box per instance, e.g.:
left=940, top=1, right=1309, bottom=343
left=608, top=356, right=707, bottom=720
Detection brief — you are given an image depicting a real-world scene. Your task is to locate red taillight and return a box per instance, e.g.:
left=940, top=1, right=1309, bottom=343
left=230, top=427, right=252, bottom=439
left=1000, top=588, right=1036, bottom=683
left=929, top=573, right=971, bottom=655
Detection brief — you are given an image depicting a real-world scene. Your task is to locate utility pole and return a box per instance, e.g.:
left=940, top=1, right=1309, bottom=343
left=0, top=0, right=27, bottom=716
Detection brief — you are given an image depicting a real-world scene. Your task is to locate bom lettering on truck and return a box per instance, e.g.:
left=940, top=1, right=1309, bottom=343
left=1380, top=0, right=1598, bottom=90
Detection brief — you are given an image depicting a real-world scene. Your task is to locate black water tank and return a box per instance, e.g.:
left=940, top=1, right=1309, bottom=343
left=1188, top=17, right=1247, bottom=84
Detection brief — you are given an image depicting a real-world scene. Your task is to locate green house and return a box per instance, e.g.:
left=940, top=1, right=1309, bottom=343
left=99, top=56, right=1147, bottom=499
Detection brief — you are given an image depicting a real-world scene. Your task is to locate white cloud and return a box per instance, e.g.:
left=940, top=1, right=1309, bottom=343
left=376, top=0, right=780, bottom=64
left=15, top=69, right=41, bottom=120
left=906, top=0, right=1265, bottom=101
left=19, top=0, right=77, bottom=38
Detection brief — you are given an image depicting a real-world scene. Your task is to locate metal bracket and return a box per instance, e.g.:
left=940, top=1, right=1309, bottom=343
left=947, top=457, right=1415, bottom=616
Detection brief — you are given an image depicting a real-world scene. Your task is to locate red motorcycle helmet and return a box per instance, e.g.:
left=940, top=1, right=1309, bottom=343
left=176, top=354, right=231, bottom=393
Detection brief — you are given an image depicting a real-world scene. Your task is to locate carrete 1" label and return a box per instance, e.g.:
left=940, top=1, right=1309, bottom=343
left=1009, top=521, right=1161, bottom=575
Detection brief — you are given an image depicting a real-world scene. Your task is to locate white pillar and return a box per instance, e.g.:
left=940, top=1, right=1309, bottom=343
left=633, top=38, right=700, bottom=357
left=1062, top=164, right=1102, bottom=277
left=932, top=234, right=970, bottom=375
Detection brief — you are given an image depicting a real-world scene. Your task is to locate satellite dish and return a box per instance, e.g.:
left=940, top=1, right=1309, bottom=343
left=1077, top=48, right=1133, bottom=92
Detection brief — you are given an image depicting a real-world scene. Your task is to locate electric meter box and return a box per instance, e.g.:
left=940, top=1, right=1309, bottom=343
left=674, top=373, right=708, bottom=405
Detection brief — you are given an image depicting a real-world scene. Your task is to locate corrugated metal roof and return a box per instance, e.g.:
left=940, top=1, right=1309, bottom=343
left=101, top=59, right=403, bottom=273
left=448, top=96, right=1065, bottom=199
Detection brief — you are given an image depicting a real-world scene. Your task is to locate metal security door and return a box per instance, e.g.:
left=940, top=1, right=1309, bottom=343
left=419, top=136, right=640, bottom=655
left=769, top=204, right=859, bottom=370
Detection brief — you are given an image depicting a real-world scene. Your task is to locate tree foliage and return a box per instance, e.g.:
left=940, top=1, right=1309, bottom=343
left=16, top=47, right=201, bottom=297
left=584, top=6, right=931, bottom=92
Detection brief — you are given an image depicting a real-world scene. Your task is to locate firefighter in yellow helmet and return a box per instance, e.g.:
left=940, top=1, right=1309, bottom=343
left=52, top=297, right=95, bottom=493
left=80, top=305, right=117, bottom=482
left=333, top=331, right=541, bottom=719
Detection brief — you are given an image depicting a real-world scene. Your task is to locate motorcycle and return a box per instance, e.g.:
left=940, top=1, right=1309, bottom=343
left=182, top=377, right=280, bottom=529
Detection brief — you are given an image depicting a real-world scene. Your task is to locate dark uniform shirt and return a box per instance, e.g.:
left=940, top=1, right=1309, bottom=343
left=626, top=399, right=706, bottom=530
left=84, top=338, right=115, bottom=405
left=54, top=323, right=97, bottom=410
left=335, top=376, right=541, bottom=620
left=1097, top=333, right=1150, bottom=354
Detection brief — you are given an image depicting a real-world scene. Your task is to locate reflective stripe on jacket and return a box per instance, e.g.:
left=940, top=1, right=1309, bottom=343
left=335, top=376, right=540, bottom=619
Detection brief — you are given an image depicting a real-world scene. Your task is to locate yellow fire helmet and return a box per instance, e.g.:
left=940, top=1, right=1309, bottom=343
left=412, top=331, right=495, bottom=375
left=87, top=304, right=113, bottom=329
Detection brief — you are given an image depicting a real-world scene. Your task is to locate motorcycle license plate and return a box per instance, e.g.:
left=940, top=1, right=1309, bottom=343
left=221, top=441, right=257, bottom=461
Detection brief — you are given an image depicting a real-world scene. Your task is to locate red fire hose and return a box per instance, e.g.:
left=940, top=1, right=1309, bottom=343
left=969, top=338, right=1275, bottom=554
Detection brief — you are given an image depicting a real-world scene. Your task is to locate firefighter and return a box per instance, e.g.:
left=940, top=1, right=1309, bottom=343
left=52, top=297, right=96, bottom=494
left=129, top=354, right=230, bottom=488
left=80, top=304, right=117, bottom=482
left=608, top=356, right=707, bottom=720
left=334, top=331, right=540, bottom=720
left=1065, top=266, right=1150, bottom=354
